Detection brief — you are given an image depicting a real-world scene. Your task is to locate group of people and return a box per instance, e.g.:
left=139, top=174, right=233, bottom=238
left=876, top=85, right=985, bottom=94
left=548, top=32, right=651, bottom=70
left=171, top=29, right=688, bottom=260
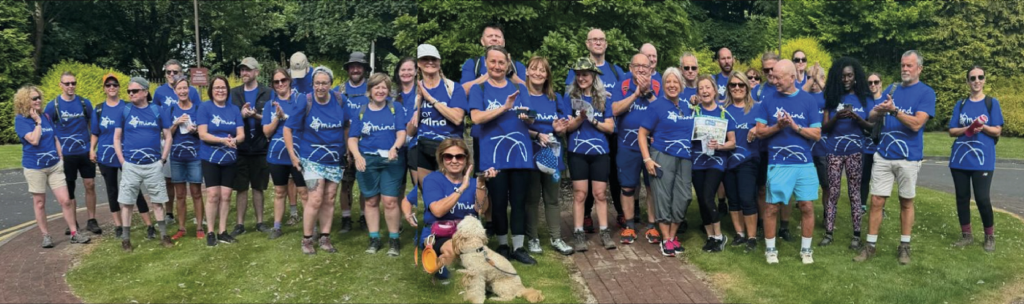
left=14, top=24, right=1002, bottom=275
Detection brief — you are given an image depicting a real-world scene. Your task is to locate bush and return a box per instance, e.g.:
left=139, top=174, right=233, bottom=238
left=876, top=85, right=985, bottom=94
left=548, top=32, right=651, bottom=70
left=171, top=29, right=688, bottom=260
left=982, top=76, right=1024, bottom=137
left=745, top=37, right=833, bottom=74
left=39, top=60, right=133, bottom=106
left=0, top=1, right=36, bottom=144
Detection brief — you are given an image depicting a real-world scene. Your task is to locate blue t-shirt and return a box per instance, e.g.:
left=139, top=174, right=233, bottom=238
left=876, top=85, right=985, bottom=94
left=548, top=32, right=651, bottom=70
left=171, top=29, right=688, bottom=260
left=291, top=68, right=314, bottom=95
left=565, top=62, right=625, bottom=94
left=406, top=184, right=418, bottom=207
left=196, top=100, right=244, bottom=165
left=460, top=57, right=528, bottom=84
left=795, top=73, right=808, bottom=91
left=399, top=88, right=418, bottom=148
left=752, top=83, right=778, bottom=102
left=623, top=71, right=663, bottom=90
left=468, top=81, right=534, bottom=170
left=826, top=93, right=870, bottom=156
left=612, top=80, right=657, bottom=152
left=153, top=84, right=202, bottom=108
left=332, top=81, right=367, bottom=99
left=348, top=100, right=407, bottom=155
left=419, top=171, right=478, bottom=245
left=91, top=100, right=126, bottom=168
left=640, top=97, right=695, bottom=159
left=284, top=94, right=349, bottom=166
left=262, top=92, right=305, bottom=165
left=691, top=105, right=736, bottom=172
left=162, top=101, right=201, bottom=163
left=755, top=89, right=822, bottom=165
left=526, top=92, right=570, bottom=171
left=808, top=92, right=829, bottom=157
left=120, top=103, right=166, bottom=165
left=16, top=115, right=60, bottom=169
left=417, top=80, right=468, bottom=141
left=43, top=95, right=94, bottom=156
left=713, top=73, right=731, bottom=100
left=567, top=95, right=614, bottom=155
left=726, top=103, right=762, bottom=169
left=877, top=82, right=936, bottom=161
left=948, top=96, right=1003, bottom=171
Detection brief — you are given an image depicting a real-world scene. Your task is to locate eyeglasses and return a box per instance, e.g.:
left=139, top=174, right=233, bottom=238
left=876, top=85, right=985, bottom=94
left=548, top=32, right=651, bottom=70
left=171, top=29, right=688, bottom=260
left=868, top=80, right=881, bottom=86
left=30, top=96, right=42, bottom=101
left=213, top=86, right=228, bottom=91
left=630, top=64, right=652, bottom=71
left=682, top=66, right=698, bottom=71
left=728, top=82, right=746, bottom=88
left=969, top=75, right=985, bottom=82
left=762, top=68, right=773, bottom=74
left=62, top=81, right=77, bottom=86
left=165, top=70, right=180, bottom=75
left=313, top=81, right=332, bottom=87
left=127, top=89, right=143, bottom=95
left=793, top=57, right=807, bottom=63
left=747, top=75, right=760, bottom=81
left=104, top=83, right=119, bottom=88
left=272, top=79, right=289, bottom=85
left=442, top=153, right=467, bottom=162
left=586, top=38, right=606, bottom=43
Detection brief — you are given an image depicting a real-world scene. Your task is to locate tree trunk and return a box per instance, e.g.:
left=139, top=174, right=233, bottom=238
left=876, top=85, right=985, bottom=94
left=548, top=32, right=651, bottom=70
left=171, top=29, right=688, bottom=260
left=32, top=1, right=44, bottom=74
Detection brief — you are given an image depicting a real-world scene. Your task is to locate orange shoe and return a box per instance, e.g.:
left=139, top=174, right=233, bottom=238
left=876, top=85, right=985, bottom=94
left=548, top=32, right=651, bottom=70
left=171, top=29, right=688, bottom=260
left=171, top=229, right=187, bottom=240
left=645, top=228, right=661, bottom=244
left=196, top=230, right=206, bottom=239
left=620, top=228, right=637, bottom=244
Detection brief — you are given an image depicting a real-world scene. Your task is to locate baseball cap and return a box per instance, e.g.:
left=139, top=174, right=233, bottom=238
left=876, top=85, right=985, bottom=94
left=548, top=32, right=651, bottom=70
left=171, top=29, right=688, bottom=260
left=417, top=44, right=441, bottom=60
left=290, top=52, right=310, bottom=78
left=239, top=57, right=260, bottom=70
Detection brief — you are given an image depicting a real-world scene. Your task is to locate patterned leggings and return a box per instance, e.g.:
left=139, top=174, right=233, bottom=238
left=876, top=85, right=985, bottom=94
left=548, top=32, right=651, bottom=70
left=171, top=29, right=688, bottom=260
left=825, top=153, right=863, bottom=233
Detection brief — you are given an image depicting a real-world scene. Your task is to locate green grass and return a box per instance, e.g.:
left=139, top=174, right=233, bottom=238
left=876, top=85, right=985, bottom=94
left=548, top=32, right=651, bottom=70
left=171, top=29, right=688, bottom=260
left=923, top=131, right=1024, bottom=159
left=0, top=145, right=23, bottom=169
left=65, top=181, right=582, bottom=303
left=680, top=184, right=1024, bottom=304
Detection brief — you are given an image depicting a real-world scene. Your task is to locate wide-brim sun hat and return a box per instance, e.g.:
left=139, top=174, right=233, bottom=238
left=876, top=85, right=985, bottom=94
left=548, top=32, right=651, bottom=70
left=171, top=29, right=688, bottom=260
left=570, top=57, right=602, bottom=75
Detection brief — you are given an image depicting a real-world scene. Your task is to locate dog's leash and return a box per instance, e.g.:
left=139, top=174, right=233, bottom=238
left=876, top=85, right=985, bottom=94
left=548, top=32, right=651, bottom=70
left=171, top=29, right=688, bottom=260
left=465, top=247, right=519, bottom=276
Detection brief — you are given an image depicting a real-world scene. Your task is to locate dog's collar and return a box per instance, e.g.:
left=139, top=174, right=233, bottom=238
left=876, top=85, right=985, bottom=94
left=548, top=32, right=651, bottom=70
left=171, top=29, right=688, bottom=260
left=461, top=246, right=487, bottom=255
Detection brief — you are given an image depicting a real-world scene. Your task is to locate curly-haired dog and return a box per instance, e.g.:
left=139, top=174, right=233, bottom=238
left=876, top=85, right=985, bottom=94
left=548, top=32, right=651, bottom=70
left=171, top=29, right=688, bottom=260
left=452, top=216, right=544, bottom=304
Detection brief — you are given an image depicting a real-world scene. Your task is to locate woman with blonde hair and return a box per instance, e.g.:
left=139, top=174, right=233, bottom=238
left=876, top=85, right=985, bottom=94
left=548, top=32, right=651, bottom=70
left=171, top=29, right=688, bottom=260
left=722, top=72, right=762, bottom=252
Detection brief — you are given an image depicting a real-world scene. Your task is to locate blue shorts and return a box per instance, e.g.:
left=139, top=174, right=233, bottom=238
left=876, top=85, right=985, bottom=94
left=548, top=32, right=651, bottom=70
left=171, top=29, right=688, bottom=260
left=356, top=154, right=406, bottom=197
left=765, top=163, right=818, bottom=205
left=170, top=160, right=202, bottom=184
left=616, top=148, right=650, bottom=188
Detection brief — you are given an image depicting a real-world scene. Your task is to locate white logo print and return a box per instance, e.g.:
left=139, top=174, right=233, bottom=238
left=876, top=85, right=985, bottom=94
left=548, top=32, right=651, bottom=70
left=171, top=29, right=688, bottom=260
left=418, top=131, right=447, bottom=141
left=209, top=145, right=237, bottom=163
left=958, top=113, right=978, bottom=128
left=953, top=140, right=985, bottom=165
left=59, top=134, right=87, bottom=151
left=667, top=111, right=681, bottom=122
left=811, top=134, right=828, bottom=151
left=572, top=133, right=607, bottom=154
left=485, top=99, right=503, bottom=111
left=128, top=116, right=158, bottom=129
left=270, top=138, right=300, bottom=159
left=100, top=116, right=116, bottom=128
left=622, top=128, right=640, bottom=146
left=98, top=144, right=117, bottom=163
left=831, top=134, right=863, bottom=153
left=489, top=132, right=528, bottom=163
left=309, top=116, right=343, bottom=132
left=60, top=110, right=84, bottom=121
left=881, top=131, right=909, bottom=158
left=309, top=144, right=341, bottom=162
left=128, top=148, right=159, bottom=163
left=717, top=84, right=726, bottom=96
left=164, top=96, right=177, bottom=106
left=772, top=145, right=808, bottom=162
left=694, top=153, right=724, bottom=166
left=210, top=115, right=225, bottom=127
left=664, top=139, right=692, bottom=155
left=36, top=151, right=59, bottom=166
left=171, top=143, right=197, bottom=158
left=731, top=146, right=748, bottom=162
left=361, top=121, right=395, bottom=135
left=735, top=123, right=750, bottom=130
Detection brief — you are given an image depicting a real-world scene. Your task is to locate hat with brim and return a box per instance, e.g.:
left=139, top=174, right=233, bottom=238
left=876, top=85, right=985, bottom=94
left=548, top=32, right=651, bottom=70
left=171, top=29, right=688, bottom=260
left=289, top=52, right=310, bottom=78
left=102, top=73, right=119, bottom=85
left=343, top=52, right=373, bottom=73
left=239, top=57, right=260, bottom=70
left=417, top=44, right=441, bottom=60
left=570, top=57, right=603, bottom=75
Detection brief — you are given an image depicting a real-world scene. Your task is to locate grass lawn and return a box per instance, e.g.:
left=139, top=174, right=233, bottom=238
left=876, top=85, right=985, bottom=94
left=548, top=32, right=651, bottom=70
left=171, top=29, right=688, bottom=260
left=0, top=145, right=23, bottom=169
left=65, top=180, right=583, bottom=303
left=923, top=131, right=1024, bottom=159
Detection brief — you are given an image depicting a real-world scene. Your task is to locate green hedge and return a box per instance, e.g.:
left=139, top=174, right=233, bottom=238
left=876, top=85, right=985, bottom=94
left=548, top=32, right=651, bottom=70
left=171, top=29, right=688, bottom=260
left=38, top=60, right=134, bottom=106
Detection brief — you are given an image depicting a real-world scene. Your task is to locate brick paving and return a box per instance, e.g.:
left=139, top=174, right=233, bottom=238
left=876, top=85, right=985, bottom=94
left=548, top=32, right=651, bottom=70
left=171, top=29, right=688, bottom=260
left=0, top=209, right=96, bottom=304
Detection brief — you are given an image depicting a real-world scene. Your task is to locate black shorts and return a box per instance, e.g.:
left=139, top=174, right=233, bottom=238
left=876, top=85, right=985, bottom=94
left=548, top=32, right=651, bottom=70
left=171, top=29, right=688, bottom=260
left=270, top=164, right=306, bottom=187
left=568, top=152, right=610, bottom=182
left=62, top=154, right=96, bottom=200
left=417, top=138, right=442, bottom=171
left=202, top=161, right=237, bottom=188
left=233, top=154, right=270, bottom=191
left=813, top=156, right=828, bottom=189
left=405, top=147, right=417, bottom=170
left=757, top=152, right=768, bottom=187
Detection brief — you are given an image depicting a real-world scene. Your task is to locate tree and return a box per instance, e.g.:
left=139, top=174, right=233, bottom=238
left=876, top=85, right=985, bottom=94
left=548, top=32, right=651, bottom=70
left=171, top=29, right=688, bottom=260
left=292, top=0, right=416, bottom=77
left=0, top=0, right=35, bottom=143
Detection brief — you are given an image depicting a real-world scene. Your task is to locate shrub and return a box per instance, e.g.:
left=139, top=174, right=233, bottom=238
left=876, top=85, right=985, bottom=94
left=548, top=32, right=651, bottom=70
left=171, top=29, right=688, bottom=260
left=39, top=60, right=133, bottom=106
left=745, top=37, right=833, bottom=74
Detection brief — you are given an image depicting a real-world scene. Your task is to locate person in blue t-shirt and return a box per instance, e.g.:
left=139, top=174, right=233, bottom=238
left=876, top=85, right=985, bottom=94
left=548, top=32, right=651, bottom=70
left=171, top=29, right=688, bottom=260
left=793, top=50, right=809, bottom=89
left=460, top=23, right=527, bottom=91
left=622, top=44, right=664, bottom=89
left=393, top=57, right=420, bottom=196
left=611, top=53, right=660, bottom=246
left=754, top=60, right=822, bottom=264
left=348, top=73, right=408, bottom=256
left=690, top=76, right=737, bottom=253
left=820, top=58, right=874, bottom=248
left=263, top=68, right=308, bottom=239
left=803, top=64, right=829, bottom=203
left=114, top=77, right=173, bottom=252
left=860, top=72, right=892, bottom=210
left=721, top=72, right=762, bottom=252
left=197, top=76, right=246, bottom=246
left=858, top=50, right=935, bottom=265
left=414, top=44, right=469, bottom=186
left=679, top=53, right=701, bottom=104
left=161, top=75, right=205, bottom=240
left=332, top=52, right=371, bottom=100
left=751, top=52, right=788, bottom=240
left=228, top=57, right=274, bottom=237
left=948, top=66, right=1002, bottom=252
left=153, top=59, right=202, bottom=108
left=468, top=46, right=537, bottom=264
left=752, top=52, right=781, bottom=103
left=714, top=47, right=735, bottom=101
left=14, top=85, right=91, bottom=247
left=284, top=66, right=348, bottom=255
left=43, top=71, right=101, bottom=235
left=334, top=52, right=374, bottom=232
left=289, top=52, right=314, bottom=95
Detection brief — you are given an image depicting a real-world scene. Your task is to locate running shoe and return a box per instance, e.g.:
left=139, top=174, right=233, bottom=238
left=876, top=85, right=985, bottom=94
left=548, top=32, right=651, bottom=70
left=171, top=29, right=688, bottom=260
left=527, top=238, right=542, bottom=253
left=551, top=238, right=574, bottom=255
left=645, top=227, right=661, bottom=244
left=620, top=228, right=637, bottom=244
left=765, top=248, right=779, bottom=264
left=171, top=229, right=186, bottom=240
left=661, top=241, right=676, bottom=257
left=800, top=248, right=814, bottom=264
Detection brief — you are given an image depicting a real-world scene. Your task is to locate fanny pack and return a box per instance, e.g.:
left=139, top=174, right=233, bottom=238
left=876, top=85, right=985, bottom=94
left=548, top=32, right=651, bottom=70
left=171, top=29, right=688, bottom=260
left=430, top=219, right=461, bottom=238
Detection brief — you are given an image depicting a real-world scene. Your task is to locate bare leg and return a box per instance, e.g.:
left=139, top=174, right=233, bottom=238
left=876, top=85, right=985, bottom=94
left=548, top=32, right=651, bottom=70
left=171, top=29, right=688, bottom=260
left=798, top=201, right=814, bottom=238
left=236, top=190, right=248, bottom=225
left=303, top=179, right=323, bottom=236
left=205, top=186, right=219, bottom=234
left=218, top=187, right=232, bottom=233
left=764, top=204, right=779, bottom=240
left=592, top=181, right=609, bottom=228
left=365, top=195, right=382, bottom=234
left=252, top=189, right=265, bottom=223
left=84, top=178, right=97, bottom=219
left=868, top=195, right=886, bottom=236
left=319, top=181, right=339, bottom=233
left=274, top=185, right=287, bottom=225
left=174, top=183, right=187, bottom=230
left=33, top=193, right=49, bottom=235
left=53, top=186, right=77, bottom=234
left=190, top=183, right=204, bottom=231
left=572, top=180, right=588, bottom=228
left=383, top=195, right=401, bottom=234
left=899, top=197, right=914, bottom=236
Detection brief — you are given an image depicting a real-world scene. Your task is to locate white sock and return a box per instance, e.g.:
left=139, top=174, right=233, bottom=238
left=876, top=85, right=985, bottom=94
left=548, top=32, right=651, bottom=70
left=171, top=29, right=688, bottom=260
left=714, top=234, right=724, bottom=241
left=512, top=235, right=525, bottom=250
left=342, top=210, right=351, bottom=217
left=738, top=232, right=746, bottom=238
left=766, top=237, right=776, bottom=250
left=866, top=234, right=878, bottom=243
left=801, top=237, right=812, bottom=250
left=497, top=234, right=508, bottom=246
left=900, top=235, right=911, bottom=243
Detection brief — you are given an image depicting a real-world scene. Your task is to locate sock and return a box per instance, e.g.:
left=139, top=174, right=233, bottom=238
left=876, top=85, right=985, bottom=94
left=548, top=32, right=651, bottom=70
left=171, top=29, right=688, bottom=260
left=900, top=235, right=911, bottom=244
left=512, top=235, right=525, bottom=250
left=575, top=227, right=583, bottom=233
left=122, top=226, right=131, bottom=241
left=599, top=226, right=608, bottom=231
left=714, top=235, right=723, bottom=241
left=369, top=232, right=380, bottom=239
left=342, top=210, right=351, bottom=217
left=626, top=218, right=635, bottom=229
left=273, top=222, right=281, bottom=230
left=801, top=237, right=812, bottom=250
left=321, top=233, right=329, bottom=238
left=738, top=232, right=746, bottom=238
left=984, top=226, right=994, bottom=235
left=780, top=221, right=790, bottom=230
left=866, top=234, right=878, bottom=246
left=854, top=231, right=861, bottom=238
left=961, top=224, right=972, bottom=233
left=765, top=237, right=776, bottom=250
left=497, top=234, right=508, bottom=246
left=156, top=221, right=167, bottom=237
left=647, top=223, right=655, bottom=230
left=290, top=205, right=298, bottom=215
left=389, top=232, right=399, bottom=239
left=70, top=230, right=77, bottom=237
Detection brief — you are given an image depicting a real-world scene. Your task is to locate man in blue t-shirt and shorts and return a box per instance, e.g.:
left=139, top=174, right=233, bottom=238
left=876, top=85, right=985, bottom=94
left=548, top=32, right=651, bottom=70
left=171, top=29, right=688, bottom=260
left=44, top=71, right=101, bottom=236
left=854, top=50, right=935, bottom=265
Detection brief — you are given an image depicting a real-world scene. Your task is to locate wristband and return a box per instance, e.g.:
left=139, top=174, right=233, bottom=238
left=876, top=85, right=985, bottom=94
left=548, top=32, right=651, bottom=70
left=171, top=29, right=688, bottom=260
left=643, top=158, right=653, bottom=163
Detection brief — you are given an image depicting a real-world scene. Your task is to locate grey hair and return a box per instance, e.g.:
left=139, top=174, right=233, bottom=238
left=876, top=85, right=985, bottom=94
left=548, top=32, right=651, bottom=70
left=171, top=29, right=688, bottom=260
left=311, top=66, right=334, bottom=83
left=662, top=67, right=683, bottom=90
left=902, top=50, right=923, bottom=67
left=680, top=52, right=696, bottom=62
left=163, top=59, right=182, bottom=70
left=761, top=51, right=780, bottom=62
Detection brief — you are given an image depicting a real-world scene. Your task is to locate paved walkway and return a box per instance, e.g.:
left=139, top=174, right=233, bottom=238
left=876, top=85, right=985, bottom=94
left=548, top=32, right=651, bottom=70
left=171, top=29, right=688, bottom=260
left=0, top=208, right=92, bottom=304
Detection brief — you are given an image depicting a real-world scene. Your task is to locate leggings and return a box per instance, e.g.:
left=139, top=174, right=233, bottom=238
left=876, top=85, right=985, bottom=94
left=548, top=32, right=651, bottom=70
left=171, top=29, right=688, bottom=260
left=526, top=170, right=562, bottom=240
left=825, top=153, right=863, bottom=233
left=585, top=133, right=624, bottom=218
left=98, top=164, right=149, bottom=213
left=692, top=169, right=724, bottom=226
left=723, top=159, right=759, bottom=216
left=950, top=168, right=994, bottom=229
left=860, top=153, right=874, bottom=207
left=487, top=169, right=530, bottom=236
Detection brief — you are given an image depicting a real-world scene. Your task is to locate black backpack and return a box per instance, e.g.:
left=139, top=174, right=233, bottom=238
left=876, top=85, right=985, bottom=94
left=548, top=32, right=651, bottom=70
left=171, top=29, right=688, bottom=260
left=959, top=96, right=998, bottom=145
left=52, top=96, right=91, bottom=127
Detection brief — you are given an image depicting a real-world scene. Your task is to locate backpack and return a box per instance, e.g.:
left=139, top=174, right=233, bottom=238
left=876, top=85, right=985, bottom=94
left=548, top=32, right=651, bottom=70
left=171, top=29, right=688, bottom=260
left=619, top=78, right=661, bottom=102
left=473, top=56, right=518, bottom=79
left=53, top=96, right=91, bottom=127
left=337, top=83, right=365, bottom=99
left=959, top=95, right=998, bottom=145
left=303, top=91, right=346, bottom=122
left=358, top=100, right=396, bottom=120
left=121, top=103, right=161, bottom=125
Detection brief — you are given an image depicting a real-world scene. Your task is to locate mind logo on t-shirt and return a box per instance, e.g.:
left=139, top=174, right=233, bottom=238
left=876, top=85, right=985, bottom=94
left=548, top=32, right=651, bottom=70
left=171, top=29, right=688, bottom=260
left=60, top=110, right=84, bottom=121
left=361, top=121, right=395, bottom=135
left=667, top=111, right=682, bottom=122
left=100, top=116, right=115, bottom=128
left=128, top=116, right=158, bottom=128
left=164, top=96, right=177, bottom=107
left=310, top=116, right=342, bottom=132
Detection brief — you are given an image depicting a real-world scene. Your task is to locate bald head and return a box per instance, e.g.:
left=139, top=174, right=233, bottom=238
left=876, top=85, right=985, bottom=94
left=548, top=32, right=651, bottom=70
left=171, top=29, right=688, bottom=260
left=640, top=43, right=658, bottom=68
left=717, top=47, right=734, bottom=74
left=586, top=29, right=607, bottom=56
left=630, top=53, right=652, bottom=79
left=773, top=59, right=797, bottom=93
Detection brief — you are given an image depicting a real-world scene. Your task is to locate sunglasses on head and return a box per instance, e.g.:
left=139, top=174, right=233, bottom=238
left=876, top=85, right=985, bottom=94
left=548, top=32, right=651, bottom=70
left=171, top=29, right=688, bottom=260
left=682, top=66, right=698, bottom=71
left=442, top=153, right=467, bottom=162
left=104, top=83, right=119, bottom=88
left=127, top=89, right=143, bottom=95
left=793, top=57, right=807, bottom=63
left=273, top=79, right=289, bottom=85
left=868, top=80, right=881, bottom=86
left=969, top=75, right=985, bottom=82
left=62, top=81, right=77, bottom=86
left=728, top=82, right=746, bottom=88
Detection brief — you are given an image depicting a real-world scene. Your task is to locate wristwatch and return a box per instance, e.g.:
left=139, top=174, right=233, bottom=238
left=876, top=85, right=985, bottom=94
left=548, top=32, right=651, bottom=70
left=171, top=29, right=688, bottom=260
left=641, top=91, right=654, bottom=100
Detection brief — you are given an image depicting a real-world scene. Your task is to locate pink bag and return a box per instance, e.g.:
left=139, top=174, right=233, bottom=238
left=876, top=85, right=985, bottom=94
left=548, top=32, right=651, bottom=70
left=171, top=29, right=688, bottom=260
left=430, top=220, right=461, bottom=238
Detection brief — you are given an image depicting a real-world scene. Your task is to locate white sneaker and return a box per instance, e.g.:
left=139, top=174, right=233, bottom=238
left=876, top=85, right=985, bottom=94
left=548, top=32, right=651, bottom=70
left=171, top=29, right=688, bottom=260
left=551, top=238, right=574, bottom=255
left=527, top=238, right=543, bottom=253
left=800, top=248, right=814, bottom=264
left=765, top=249, right=779, bottom=264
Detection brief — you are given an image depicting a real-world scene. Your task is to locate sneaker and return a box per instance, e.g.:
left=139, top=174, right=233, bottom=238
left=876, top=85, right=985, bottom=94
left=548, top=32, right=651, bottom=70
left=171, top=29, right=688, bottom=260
left=160, top=235, right=174, bottom=248
left=114, top=227, right=123, bottom=239
left=231, top=224, right=246, bottom=237
left=366, top=237, right=382, bottom=254
left=206, top=234, right=217, bottom=247
left=765, top=248, right=779, bottom=264
left=166, top=213, right=175, bottom=224
left=661, top=241, right=676, bottom=257
left=146, top=226, right=156, bottom=240
left=712, top=235, right=727, bottom=252
left=171, top=230, right=186, bottom=240
left=197, top=230, right=206, bottom=239
left=218, top=232, right=236, bottom=244
left=268, top=228, right=283, bottom=240
left=255, top=223, right=270, bottom=233
left=745, top=238, right=757, bottom=253
left=339, top=217, right=353, bottom=233
left=897, top=243, right=912, bottom=265
left=984, top=235, right=995, bottom=252
left=319, top=235, right=338, bottom=253
left=731, top=234, right=747, bottom=246
left=358, top=215, right=367, bottom=230
left=952, top=233, right=973, bottom=247
left=702, top=237, right=716, bottom=252
left=778, top=228, right=794, bottom=242
left=86, top=219, right=102, bottom=235
left=849, top=236, right=861, bottom=251
left=818, top=233, right=834, bottom=247
left=645, top=228, right=661, bottom=244
left=573, top=231, right=588, bottom=252
left=387, top=238, right=401, bottom=257
left=672, top=238, right=684, bottom=253
left=511, top=248, right=537, bottom=265
left=496, top=245, right=512, bottom=259
left=800, top=248, right=814, bottom=264
left=616, top=215, right=626, bottom=229
left=551, top=238, right=574, bottom=256
left=301, top=237, right=316, bottom=255
left=122, top=239, right=133, bottom=252
left=600, top=229, right=616, bottom=249
left=41, top=235, right=54, bottom=248
left=853, top=245, right=876, bottom=262
left=527, top=238, right=542, bottom=254
left=286, top=214, right=300, bottom=226
left=70, top=233, right=91, bottom=244
left=620, top=228, right=637, bottom=244
left=583, top=217, right=595, bottom=234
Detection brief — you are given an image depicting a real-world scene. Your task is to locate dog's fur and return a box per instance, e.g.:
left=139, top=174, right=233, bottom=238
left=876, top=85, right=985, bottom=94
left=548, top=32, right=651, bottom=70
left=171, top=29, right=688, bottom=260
left=452, top=217, right=544, bottom=304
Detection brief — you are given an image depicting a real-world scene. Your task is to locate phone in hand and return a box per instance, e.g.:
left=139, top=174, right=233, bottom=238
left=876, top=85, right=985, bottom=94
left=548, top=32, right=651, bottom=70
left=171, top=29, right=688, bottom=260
left=654, top=167, right=664, bottom=178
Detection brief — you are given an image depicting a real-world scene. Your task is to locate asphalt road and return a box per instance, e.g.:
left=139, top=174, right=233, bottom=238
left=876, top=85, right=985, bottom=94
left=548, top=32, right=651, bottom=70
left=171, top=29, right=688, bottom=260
left=0, top=168, right=112, bottom=233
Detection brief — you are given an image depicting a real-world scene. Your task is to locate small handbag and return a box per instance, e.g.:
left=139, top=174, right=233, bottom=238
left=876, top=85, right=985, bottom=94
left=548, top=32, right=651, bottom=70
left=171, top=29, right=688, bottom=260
left=430, top=219, right=461, bottom=238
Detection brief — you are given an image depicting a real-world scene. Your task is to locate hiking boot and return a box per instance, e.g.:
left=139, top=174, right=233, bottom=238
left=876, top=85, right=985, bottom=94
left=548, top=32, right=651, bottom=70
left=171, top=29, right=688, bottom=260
left=255, top=223, right=270, bottom=233
left=527, top=238, right=542, bottom=254
left=661, top=241, right=676, bottom=257
left=206, top=234, right=217, bottom=247
left=114, top=227, right=123, bottom=239
left=496, top=245, right=512, bottom=259
left=86, top=219, right=102, bottom=235
left=853, top=245, right=876, bottom=262
left=745, top=238, right=758, bottom=253
left=268, top=228, right=283, bottom=240
left=146, top=225, right=156, bottom=240
left=818, top=233, right=834, bottom=247
left=41, top=235, right=54, bottom=248
left=70, top=233, right=91, bottom=244
left=339, top=217, right=353, bottom=233
left=583, top=217, right=595, bottom=233
left=573, top=231, right=588, bottom=252
left=765, top=248, right=779, bottom=264
left=620, top=228, right=637, bottom=244
left=122, top=239, right=133, bottom=252
left=65, top=222, right=79, bottom=235
left=160, top=235, right=174, bottom=248
left=286, top=214, right=300, bottom=226
left=778, top=228, right=794, bottom=242
left=952, top=233, right=974, bottom=247
left=551, top=238, right=574, bottom=255
left=218, top=232, right=236, bottom=244
left=616, top=215, right=626, bottom=229
left=171, top=230, right=186, bottom=240
left=358, top=215, right=367, bottom=230
left=645, top=227, right=661, bottom=244
left=800, top=248, right=814, bottom=264
left=319, top=235, right=338, bottom=253
left=387, top=238, right=401, bottom=257
left=511, top=247, right=537, bottom=265
left=301, top=237, right=316, bottom=255
left=897, top=243, right=912, bottom=265
left=231, top=224, right=246, bottom=237
left=731, top=234, right=747, bottom=246
left=166, top=213, right=175, bottom=225
left=702, top=237, right=716, bottom=252
left=600, top=229, right=616, bottom=250
left=366, top=237, right=382, bottom=254
left=850, top=236, right=862, bottom=251
left=672, top=237, right=684, bottom=253
left=983, top=235, right=995, bottom=252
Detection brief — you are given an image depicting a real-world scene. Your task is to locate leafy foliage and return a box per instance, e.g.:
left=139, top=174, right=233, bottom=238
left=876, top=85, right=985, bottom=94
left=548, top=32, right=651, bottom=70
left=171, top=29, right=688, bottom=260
left=0, top=0, right=35, bottom=143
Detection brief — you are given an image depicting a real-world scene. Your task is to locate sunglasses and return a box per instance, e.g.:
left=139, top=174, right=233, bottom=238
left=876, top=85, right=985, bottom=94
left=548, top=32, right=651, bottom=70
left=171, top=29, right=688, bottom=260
left=442, top=153, right=467, bottom=162
left=272, top=79, right=289, bottom=85
left=165, top=70, right=181, bottom=75
left=682, top=66, right=698, bottom=71
left=728, top=82, right=746, bottom=88
left=969, top=75, right=985, bottom=82
left=31, top=96, right=42, bottom=101
left=762, top=68, right=773, bottom=74
left=747, top=75, right=760, bottom=81
left=127, top=89, right=143, bottom=95
left=62, top=81, right=77, bottom=86
left=793, top=57, right=807, bottom=63
left=104, top=83, right=119, bottom=88
left=868, top=80, right=881, bottom=86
